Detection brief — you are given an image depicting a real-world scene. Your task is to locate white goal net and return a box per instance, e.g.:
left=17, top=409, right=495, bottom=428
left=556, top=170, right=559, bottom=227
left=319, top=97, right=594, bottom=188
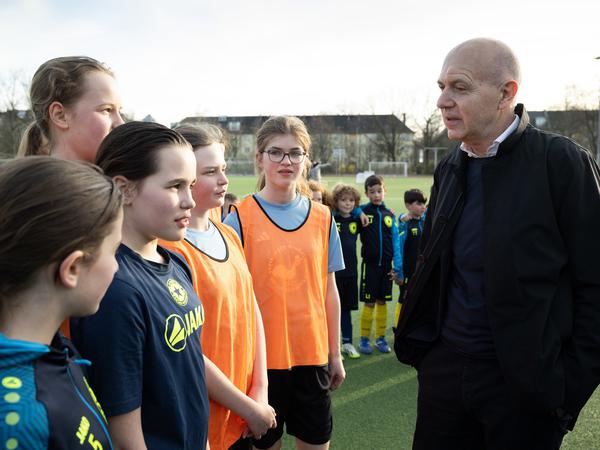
left=368, top=161, right=409, bottom=177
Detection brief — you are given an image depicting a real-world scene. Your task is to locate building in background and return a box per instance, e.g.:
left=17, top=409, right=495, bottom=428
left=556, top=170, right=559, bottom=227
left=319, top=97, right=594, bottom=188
left=177, top=114, right=414, bottom=174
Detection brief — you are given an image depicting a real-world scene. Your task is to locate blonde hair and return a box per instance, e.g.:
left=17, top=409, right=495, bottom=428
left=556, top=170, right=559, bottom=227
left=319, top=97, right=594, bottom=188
left=255, top=116, right=311, bottom=197
left=17, top=56, right=114, bottom=158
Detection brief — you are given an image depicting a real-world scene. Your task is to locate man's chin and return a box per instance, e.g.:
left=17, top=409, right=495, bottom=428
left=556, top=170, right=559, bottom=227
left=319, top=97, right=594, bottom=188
left=446, top=130, right=464, bottom=141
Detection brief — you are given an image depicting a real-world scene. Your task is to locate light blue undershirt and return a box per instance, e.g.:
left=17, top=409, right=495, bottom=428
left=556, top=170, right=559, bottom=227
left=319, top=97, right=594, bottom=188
left=224, top=193, right=345, bottom=273
left=185, top=221, right=227, bottom=260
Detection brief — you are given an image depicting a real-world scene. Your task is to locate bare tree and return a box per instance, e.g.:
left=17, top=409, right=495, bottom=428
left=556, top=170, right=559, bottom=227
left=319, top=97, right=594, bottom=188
left=412, top=109, right=451, bottom=174
left=0, top=71, right=30, bottom=158
left=306, top=115, right=335, bottom=164
left=364, top=114, right=412, bottom=162
left=546, top=86, right=599, bottom=159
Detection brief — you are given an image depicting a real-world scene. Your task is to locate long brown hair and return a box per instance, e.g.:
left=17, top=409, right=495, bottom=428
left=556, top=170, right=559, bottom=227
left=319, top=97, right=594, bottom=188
left=0, top=157, right=122, bottom=302
left=96, top=121, right=190, bottom=180
left=255, top=116, right=312, bottom=197
left=17, top=56, right=114, bottom=158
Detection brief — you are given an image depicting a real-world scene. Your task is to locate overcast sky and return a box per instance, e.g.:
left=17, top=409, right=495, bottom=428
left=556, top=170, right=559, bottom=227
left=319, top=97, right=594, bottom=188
left=1, top=0, right=599, bottom=127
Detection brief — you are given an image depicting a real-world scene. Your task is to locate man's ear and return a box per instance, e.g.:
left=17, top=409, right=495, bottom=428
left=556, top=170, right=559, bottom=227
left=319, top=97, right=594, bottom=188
left=113, top=175, right=137, bottom=205
left=57, top=250, right=86, bottom=289
left=48, top=101, right=69, bottom=130
left=498, top=80, right=518, bottom=110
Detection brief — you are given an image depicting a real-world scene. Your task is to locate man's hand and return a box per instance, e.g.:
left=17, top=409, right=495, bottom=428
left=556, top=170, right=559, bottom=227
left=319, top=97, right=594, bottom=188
left=328, top=353, right=346, bottom=391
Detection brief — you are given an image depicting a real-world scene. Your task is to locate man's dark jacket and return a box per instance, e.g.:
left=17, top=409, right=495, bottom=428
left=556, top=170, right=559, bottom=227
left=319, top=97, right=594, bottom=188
left=394, top=104, right=600, bottom=428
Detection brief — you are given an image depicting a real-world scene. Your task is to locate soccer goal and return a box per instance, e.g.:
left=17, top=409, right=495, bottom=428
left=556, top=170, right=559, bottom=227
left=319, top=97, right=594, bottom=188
left=368, top=161, right=409, bottom=177
left=225, top=159, right=256, bottom=176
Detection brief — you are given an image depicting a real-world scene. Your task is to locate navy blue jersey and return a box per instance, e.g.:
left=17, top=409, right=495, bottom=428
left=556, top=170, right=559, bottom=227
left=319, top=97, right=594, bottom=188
left=0, top=333, right=113, bottom=449
left=398, top=215, right=424, bottom=279
left=359, top=202, right=402, bottom=274
left=334, top=213, right=360, bottom=278
left=71, top=244, right=209, bottom=450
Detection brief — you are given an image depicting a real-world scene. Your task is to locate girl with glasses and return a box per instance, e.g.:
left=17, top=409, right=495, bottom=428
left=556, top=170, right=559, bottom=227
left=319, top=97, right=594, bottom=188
left=224, top=116, right=346, bottom=450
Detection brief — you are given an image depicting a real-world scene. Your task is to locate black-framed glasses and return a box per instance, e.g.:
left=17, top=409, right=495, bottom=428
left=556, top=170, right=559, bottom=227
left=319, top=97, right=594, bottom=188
left=262, top=149, right=306, bottom=164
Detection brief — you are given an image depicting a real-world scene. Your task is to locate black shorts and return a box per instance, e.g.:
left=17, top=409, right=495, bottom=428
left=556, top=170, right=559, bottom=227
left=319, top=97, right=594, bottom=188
left=336, top=275, right=358, bottom=311
left=360, top=260, right=393, bottom=302
left=252, top=366, right=332, bottom=448
left=228, top=437, right=251, bottom=450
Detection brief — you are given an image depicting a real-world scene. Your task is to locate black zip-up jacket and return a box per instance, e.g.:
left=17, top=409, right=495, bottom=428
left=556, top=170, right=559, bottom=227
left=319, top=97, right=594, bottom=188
left=335, top=213, right=360, bottom=278
left=394, top=104, right=600, bottom=429
left=359, top=202, right=401, bottom=273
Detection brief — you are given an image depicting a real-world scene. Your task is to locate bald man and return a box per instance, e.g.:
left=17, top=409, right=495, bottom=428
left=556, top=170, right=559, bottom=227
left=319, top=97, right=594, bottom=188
left=394, top=38, right=600, bottom=449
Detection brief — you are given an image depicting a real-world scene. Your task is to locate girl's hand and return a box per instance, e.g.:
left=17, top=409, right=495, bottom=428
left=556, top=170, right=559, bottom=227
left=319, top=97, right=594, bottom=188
left=248, top=383, right=269, bottom=407
left=243, top=400, right=277, bottom=439
left=328, top=353, right=346, bottom=391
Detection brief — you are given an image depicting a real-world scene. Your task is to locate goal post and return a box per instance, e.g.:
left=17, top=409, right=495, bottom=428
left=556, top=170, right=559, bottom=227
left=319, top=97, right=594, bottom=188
left=368, top=161, right=409, bottom=177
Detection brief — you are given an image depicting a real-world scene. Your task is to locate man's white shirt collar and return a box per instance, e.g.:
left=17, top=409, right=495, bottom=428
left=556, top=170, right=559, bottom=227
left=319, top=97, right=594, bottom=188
left=460, top=114, right=520, bottom=158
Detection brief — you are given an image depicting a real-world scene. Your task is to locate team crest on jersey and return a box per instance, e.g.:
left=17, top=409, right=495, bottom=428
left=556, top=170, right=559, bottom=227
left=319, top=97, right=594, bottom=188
left=349, top=222, right=358, bottom=235
left=167, top=279, right=188, bottom=306
left=411, top=227, right=419, bottom=236
left=384, top=216, right=393, bottom=228
left=268, top=244, right=306, bottom=293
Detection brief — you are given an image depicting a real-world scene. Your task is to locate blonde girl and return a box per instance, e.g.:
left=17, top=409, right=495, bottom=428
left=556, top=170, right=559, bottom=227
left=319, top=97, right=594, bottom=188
left=18, top=56, right=123, bottom=162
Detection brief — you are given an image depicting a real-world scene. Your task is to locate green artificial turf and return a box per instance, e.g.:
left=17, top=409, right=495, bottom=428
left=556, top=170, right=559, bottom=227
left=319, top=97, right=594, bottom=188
left=226, top=175, right=433, bottom=214
left=227, top=175, right=600, bottom=449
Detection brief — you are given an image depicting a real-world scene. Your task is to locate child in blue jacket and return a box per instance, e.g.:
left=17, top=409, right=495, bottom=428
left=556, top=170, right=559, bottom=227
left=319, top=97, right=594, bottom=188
left=358, top=175, right=402, bottom=354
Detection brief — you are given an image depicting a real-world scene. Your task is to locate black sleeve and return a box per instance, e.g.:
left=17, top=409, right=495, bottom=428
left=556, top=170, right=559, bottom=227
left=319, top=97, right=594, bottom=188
left=548, top=139, right=600, bottom=418
left=418, top=162, right=441, bottom=255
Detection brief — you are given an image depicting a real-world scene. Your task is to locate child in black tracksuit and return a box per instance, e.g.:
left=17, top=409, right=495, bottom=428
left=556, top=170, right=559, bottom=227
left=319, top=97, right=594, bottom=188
left=332, top=184, right=363, bottom=359
left=394, top=189, right=427, bottom=328
left=358, top=175, right=402, bottom=354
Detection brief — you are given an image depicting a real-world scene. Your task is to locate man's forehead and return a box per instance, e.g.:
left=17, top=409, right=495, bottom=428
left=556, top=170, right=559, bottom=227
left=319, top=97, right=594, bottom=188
left=439, top=39, right=515, bottom=86
left=440, top=47, right=488, bottom=80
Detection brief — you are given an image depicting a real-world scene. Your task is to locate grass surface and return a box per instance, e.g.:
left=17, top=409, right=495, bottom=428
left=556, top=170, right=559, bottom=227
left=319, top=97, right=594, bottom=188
left=227, top=175, right=600, bottom=449
left=226, top=175, right=434, bottom=214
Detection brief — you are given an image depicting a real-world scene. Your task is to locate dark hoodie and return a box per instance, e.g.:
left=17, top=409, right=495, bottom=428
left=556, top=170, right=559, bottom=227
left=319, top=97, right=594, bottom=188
left=0, top=332, right=113, bottom=449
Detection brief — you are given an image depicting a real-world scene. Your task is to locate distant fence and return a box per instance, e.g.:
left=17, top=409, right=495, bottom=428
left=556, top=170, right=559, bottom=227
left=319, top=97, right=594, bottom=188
left=226, top=159, right=255, bottom=175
